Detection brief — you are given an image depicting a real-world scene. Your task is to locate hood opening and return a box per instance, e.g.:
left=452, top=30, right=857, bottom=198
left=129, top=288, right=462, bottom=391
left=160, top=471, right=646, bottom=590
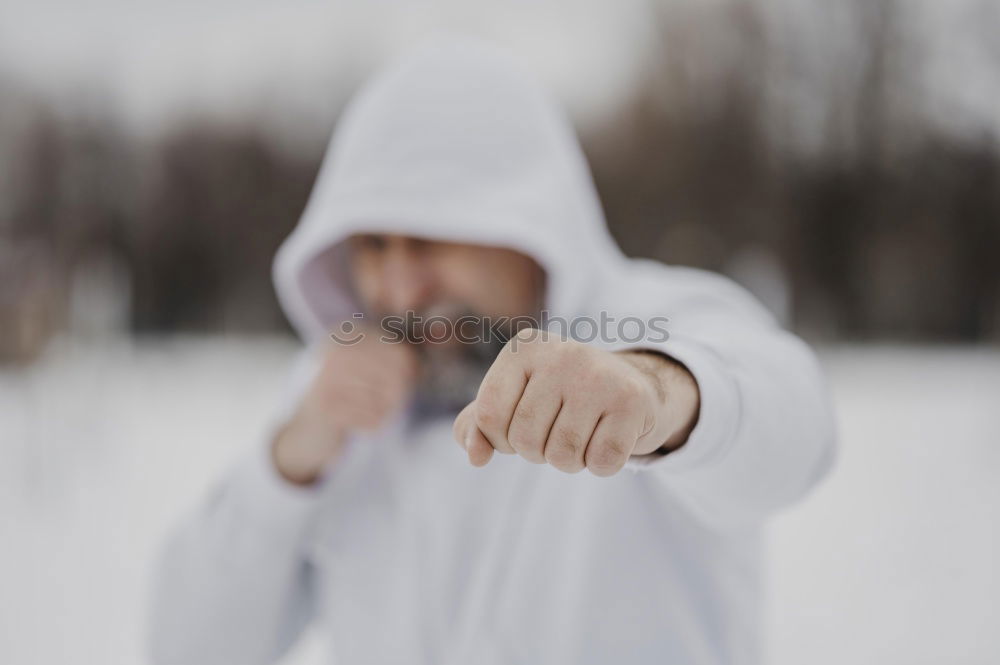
left=273, top=37, right=624, bottom=342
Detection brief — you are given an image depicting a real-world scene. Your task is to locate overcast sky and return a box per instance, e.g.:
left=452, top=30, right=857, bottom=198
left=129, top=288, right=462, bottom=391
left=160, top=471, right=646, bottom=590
left=0, top=0, right=655, bottom=143
left=0, top=0, right=997, bottom=147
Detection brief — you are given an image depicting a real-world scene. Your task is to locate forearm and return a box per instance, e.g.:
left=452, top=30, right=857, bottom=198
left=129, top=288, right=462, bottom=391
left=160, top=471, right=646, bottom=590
left=626, top=325, right=836, bottom=526
left=600, top=263, right=836, bottom=525
left=149, top=443, right=321, bottom=664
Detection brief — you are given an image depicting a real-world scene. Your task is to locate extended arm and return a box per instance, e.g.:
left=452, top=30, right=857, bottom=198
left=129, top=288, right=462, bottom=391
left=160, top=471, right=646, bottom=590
left=452, top=262, right=836, bottom=526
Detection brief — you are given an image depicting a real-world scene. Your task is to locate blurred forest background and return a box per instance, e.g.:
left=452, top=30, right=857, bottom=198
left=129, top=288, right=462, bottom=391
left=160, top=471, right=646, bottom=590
left=2, top=0, right=999, bottom=363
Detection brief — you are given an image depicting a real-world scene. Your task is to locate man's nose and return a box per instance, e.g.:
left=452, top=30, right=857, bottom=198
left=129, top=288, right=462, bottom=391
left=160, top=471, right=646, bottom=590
left=380, top=242, right=433, bottom=313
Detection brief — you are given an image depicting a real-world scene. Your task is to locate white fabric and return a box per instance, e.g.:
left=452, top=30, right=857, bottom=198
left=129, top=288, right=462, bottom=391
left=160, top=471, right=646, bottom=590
left=149, top=38, right=836, bottom=665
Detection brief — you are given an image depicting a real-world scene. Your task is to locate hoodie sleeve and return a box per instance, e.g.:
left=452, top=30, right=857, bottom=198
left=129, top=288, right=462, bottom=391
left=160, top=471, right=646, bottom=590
left=617, top=261, right=837, bottom=527
left=148, top=349, right=327, bottom=665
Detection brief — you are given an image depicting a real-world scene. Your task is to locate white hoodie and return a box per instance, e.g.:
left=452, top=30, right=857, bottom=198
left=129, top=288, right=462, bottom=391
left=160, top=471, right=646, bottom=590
left=150, top=39, right=836, bottom=665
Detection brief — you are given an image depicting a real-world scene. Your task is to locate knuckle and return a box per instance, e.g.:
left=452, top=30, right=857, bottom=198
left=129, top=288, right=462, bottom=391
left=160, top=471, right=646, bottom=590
left=622, top=374, right=646, bottom=399
left=512, top=399, right=537, bottom=425
left=512, top=438, right=545, bottom=462
left=543, top=443, right=572, bottom=465
left=611, top=376, right=646, bottom=410
left=515, top=326, right=538, bottom=342
left=473, top=385, right=503, bottom=424
left=557, top=340, right=587, bottom=363
left=554, top=426, right=583, bottom=451
left=587, top=439, right=628, bottom=475
left=508, top=425, right=544, bottom=462
left=474, top=403, right=502, bottom=432
left=505, top=328, right=540, bottom=355
left=546, top=452, right=583, bottom=473
left=544, top=429, right=583, bottom=469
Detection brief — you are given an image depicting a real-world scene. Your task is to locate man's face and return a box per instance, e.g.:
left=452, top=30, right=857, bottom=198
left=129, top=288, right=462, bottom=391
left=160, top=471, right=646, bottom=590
left=346, top=233, right=545, bottom=409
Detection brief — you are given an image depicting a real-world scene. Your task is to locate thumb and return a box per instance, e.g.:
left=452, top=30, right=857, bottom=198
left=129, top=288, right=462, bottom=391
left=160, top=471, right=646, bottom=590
left=453, top=400, right=495, bottom=467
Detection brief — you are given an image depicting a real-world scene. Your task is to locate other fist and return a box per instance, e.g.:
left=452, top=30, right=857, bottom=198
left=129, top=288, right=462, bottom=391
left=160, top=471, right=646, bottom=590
left=273, top=332, right=417, bottom=485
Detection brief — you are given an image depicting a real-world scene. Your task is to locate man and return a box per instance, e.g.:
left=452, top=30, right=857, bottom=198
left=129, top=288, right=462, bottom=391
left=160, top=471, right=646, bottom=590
left=150, top=39, right=835, bottom=665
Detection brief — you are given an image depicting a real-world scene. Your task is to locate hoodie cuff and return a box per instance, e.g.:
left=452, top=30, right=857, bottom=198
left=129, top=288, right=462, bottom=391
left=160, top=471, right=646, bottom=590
left=619, top=338, right=741, bottom=475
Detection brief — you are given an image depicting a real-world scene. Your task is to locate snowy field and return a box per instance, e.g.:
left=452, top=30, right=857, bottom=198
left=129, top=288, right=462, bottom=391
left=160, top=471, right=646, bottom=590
left=1, top=337, right=998, bottom=664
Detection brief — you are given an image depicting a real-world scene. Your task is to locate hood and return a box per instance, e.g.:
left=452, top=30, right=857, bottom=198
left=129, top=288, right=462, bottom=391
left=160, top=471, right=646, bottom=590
left=273, top=37, right=626, bottom=342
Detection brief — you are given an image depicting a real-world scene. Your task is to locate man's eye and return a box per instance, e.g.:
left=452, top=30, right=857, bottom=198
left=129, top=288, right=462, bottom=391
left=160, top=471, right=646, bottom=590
left=355, top=235, right=388, bottom=251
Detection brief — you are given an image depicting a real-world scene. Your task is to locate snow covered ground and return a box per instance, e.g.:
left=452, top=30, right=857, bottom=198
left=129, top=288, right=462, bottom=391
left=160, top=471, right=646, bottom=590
left=1, top=337, right=998, bottom=664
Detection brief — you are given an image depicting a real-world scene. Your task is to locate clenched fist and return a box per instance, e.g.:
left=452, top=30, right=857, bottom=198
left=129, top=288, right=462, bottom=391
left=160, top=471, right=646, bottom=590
left=453, top=329, right=699, bottom=476
left=272, top=333, right=417, bottom=485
